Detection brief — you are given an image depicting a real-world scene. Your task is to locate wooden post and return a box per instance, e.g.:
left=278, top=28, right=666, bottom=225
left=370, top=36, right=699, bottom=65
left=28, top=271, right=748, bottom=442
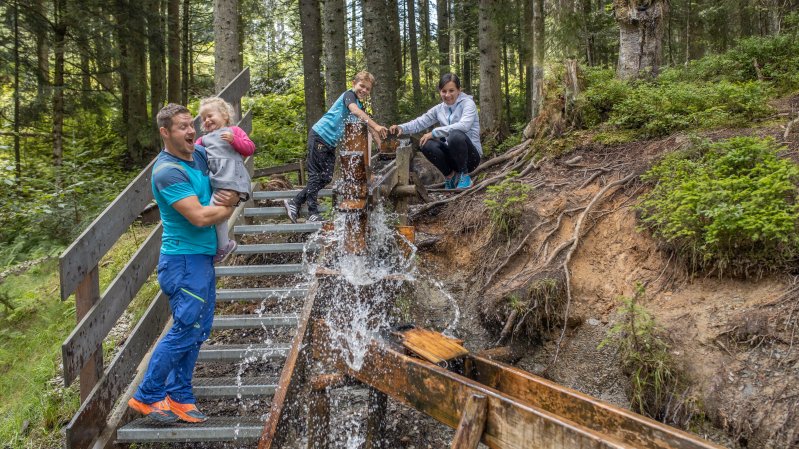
left=75, top=266, right=102, bottom=402
left=364, top=387, right=388, bottom=449
left=299, top=159, right=306, bottom=186
left=306, top=386, right=331, bottom=449
left=395, top=146, right=412, bottom=226
left=450, top=394, right=488, bottom=449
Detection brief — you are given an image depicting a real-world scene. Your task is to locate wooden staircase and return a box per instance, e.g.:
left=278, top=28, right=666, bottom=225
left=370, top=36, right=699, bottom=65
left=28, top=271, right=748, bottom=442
left=115, top=188, right=332, bottom=445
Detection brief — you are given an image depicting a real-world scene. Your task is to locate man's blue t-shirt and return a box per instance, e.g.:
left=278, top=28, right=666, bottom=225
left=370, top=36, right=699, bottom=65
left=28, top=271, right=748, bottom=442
left=152, top=146, right=217, bottom=255
left=312, top=90, right=364, bottom=147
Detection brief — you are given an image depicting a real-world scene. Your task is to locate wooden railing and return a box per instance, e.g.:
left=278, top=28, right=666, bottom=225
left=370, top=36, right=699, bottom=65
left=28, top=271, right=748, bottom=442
left=59, top=69, right=258, bottom=449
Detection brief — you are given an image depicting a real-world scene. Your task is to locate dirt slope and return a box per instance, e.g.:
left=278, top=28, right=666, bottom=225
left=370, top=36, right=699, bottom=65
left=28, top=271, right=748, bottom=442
left=411, top=112, right=799, bottom=448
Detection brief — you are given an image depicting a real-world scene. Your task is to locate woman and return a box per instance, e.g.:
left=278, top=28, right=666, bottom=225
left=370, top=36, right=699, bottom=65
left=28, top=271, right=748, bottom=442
left=390, top=73, right=482, bottom=189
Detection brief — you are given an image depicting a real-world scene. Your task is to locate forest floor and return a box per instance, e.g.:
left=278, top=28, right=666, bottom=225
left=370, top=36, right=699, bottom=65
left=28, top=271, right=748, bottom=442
left=399, top=95, right=799, bottom=448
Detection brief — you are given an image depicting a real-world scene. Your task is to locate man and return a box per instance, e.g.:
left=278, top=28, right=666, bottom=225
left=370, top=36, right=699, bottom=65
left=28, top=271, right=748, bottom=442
left=127, top=103, right=238, bottom=423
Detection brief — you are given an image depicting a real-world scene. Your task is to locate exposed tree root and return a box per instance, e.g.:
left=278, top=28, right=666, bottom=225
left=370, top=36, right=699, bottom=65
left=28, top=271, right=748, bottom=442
left=482, top=221, right=546, bottom=290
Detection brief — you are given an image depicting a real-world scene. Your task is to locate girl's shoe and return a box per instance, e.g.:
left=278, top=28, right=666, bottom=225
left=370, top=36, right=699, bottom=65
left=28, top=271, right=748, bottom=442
left=445, top=173, right=461, bottom=190
left=214, top=239, right=237, bottom=263
left=456, top=173, right=473, bottom=189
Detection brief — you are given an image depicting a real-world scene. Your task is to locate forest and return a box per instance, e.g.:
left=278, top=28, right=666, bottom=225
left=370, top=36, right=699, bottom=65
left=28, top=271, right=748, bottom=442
left=1, top=0, right=799, bottom=447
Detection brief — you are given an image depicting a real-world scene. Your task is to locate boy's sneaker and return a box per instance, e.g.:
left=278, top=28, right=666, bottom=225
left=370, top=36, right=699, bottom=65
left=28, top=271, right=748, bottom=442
left=214, top=239, right=237, bottom=263
left=445, top=173, right=461, bottom=190
left=284, top=199, right=298, bottom=223
left=456, top=173, right=473, bottom=189
left=307, top=214, right=324, bottom=222
left=166, top=396, right=208, bottom=423
left=127, top=397, right=179, bottom=423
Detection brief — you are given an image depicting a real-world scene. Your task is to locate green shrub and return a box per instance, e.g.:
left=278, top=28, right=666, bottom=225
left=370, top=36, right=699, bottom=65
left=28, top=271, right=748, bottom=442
left=484, top=172, right=533, bottom=238
left=607, top=81, right=773, bottom=137
left=638, top=137, right=799, bottom=276
left=600, top=284, right=691, bottom=424
left=246, top=83, right=308, bottom=168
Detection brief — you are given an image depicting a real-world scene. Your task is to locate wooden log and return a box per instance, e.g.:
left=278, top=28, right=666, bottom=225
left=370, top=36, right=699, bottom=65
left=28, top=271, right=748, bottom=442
left=64, top=291, right=169, bottom=449
left=451, top=394, right=488, bottom=449
left=59, top=158, right=156, bottom=300
left=76, top=267, right=102, bottom=402
left=62, top=225, right=161, bottom=387
left=395, top=146, right=412, bottom=226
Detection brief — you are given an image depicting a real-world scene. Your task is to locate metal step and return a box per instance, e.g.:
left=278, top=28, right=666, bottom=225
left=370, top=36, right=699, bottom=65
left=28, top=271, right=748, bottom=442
left=212, top=314, right=299, bottom=329
left=116, top=416, right=263, bottom=443
left=216, top=287, right=308, bottom=302
left=243, top=205, right=329, bottom=218
left=234, top=223, right=323, bottom=235
left=235, top=242, right=317, bottom=255
left=252, top=189, right=333, bottom=200
left=215, top=264, right=304, bottom=277
left=194, top=376, right=278, bottom=398
left=197, top=343, right=291, bottom=362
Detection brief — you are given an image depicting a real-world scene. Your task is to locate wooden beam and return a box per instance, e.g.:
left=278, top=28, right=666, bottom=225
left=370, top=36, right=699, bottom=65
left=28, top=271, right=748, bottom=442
left=365, top=388, right=388, bottom=449
left=307, top=387, right=331, bottom=449
left=62, top=225, right=161, bottom=387
left=469, top=356, right=723, bottom=449
left=395, top=146, right=412, bottom=226
left=253, top=162, right=304, bottom=179
left=451, top=394, right=488, bottom=449
left=312, top=320, right=626, bottom=449
left=64, top=291, right=169, bottom=449
left=59, top=158, right=156, bottom=300
left=76, top=267, right=101, bottom=402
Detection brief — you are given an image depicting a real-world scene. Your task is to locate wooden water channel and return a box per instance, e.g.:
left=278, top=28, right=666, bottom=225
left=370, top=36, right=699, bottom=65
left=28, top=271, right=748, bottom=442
left=58, top=67, right=723, bottom=449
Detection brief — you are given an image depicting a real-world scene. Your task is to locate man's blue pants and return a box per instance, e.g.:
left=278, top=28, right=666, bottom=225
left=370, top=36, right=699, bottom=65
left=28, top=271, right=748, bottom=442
left=133, top=253, right=215, bottom=404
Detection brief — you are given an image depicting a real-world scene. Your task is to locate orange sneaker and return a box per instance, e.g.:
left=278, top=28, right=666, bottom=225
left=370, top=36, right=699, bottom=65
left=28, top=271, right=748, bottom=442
left=127, top=397, right=178, bottom=423
left=166, top=396, right=208, bottom=423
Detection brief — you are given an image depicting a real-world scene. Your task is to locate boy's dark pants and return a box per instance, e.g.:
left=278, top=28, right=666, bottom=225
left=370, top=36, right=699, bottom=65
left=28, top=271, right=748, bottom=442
left=294, top=130, right=335, bottom=215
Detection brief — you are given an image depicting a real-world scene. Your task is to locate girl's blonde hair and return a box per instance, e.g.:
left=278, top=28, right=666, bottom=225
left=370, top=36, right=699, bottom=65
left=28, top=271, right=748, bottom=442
left=198, top=97, right=236, bottom=131
left=352, top=71, right=376, bottom=86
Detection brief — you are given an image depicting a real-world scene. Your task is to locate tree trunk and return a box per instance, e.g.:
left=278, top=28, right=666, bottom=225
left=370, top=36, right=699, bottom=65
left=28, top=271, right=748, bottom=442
left=478, top=0, right=505, bottom=139
left=13, top=0, right=21, bottom=181
left=53, top=0, right=66, bottom=167
left=363, top=0, right=399, bottom=125
left=530, top=0, right=544, bottom=119
left=167, top=0, right=181, bottom=103
left=148, top=0, right=166, bottom=130
left=436, top=0, right=450, bottom=76
left=214, top=0, right=240, bottom=93
left=181, top=0, right=190, bottom=104
left=388, top=0, right=402, bottom=83
left=300, top=0, right=325, bottom=130
left=121, top=0, right=151, bottom=164
left=407, top=0, right=422, bottom=106
left=323, top=0, right=347, bottom=107
left=351, top=0, right=357, bottom=56
left=614, top=0, right=668, bottom=80
left=33, top=0, right=50, bottom=99
left=502, top=38, right=511, bottom=127
left=767, top=0, right=781, bottom=34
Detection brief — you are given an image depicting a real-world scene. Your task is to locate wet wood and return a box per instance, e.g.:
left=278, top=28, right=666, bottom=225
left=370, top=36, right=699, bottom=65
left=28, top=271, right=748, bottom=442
left=310, top=373, right=352, bottom=391
left=394, top=145, right=412, bottom=225
left=313, top=320, right=627, bottom=449
left=399, top=327, right=469, bottom=363
left=259, top=284, right=318, bottom=449
left=469, top=356, right=723, bottom=449
left=364, top=387, right=388, bottom=449
left=450, top=394, right=488, bottom=449
left=307, top=387, right=330, bottom=449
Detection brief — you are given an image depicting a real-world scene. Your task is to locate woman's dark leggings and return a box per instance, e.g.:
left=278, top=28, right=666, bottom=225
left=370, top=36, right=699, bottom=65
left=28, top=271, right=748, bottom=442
left=420, top=129, right=481, bottom=177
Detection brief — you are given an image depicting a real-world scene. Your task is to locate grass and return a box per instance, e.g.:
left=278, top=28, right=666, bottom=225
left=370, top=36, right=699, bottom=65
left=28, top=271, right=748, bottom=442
left=0, top=222, right=159, bottom=448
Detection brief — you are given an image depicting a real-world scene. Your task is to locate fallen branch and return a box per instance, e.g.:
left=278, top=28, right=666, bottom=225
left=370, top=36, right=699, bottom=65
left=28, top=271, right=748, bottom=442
left=495, top=309, right=519, bottom=346
left=550, top=172, right=636, bottom=367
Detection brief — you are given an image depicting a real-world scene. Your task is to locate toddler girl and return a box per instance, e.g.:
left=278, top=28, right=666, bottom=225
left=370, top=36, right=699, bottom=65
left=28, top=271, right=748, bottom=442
left=196, top=97, right=256, bottom=262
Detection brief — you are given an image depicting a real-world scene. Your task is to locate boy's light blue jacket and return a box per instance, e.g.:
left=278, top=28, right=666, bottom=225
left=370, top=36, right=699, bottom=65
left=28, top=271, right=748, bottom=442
left=398, top=92, right=482, bottom=155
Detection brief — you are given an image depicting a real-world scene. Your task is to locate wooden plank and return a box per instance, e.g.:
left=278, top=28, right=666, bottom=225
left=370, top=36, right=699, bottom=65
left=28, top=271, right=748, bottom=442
left=451, top=394, right=488, bottom=449
left=470, top=357, right=723, bottom=449
left=76, top=267, right=101, bottom=402
left=313, top=320, right=627, bottom=449
left=238, top=108, right=253, bottom=134
left=253, top=162, right=304, bottom=179
left=65, top=290, right=170, bottom=449
left=193, top=67, right=251, bottom=134
left=400, top=328, right=469, bottom=364
left=395, top=146, right=412, bottom=225
left=59, top=158, right=157, bottom=300
left=258, top=284, right=318, bottom=449
left=62, top=225, right=161, bottom=387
